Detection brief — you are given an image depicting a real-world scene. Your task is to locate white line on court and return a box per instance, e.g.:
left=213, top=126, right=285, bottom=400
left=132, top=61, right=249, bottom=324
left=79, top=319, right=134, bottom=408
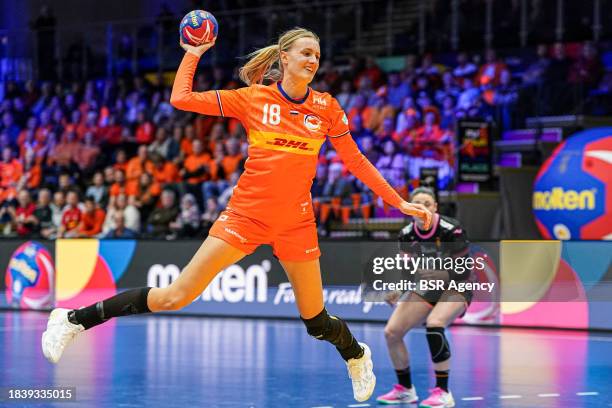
left=499, top=395, right=523, bottom=399
left=577, top=392, right=599, bottom=396
left=538, top=393, right=560, bottom=397
left=461, top=396, right=484, bottom=401
left=347, top=404, right=370, bottom=407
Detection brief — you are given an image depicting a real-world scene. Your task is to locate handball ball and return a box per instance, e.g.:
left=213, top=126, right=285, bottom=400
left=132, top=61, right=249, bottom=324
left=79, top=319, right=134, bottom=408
left=179, top=10, right=218, bottom=46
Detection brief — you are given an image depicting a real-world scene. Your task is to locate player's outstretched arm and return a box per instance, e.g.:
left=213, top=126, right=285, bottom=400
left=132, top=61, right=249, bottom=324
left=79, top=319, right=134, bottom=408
left=169, top=40, right=221, bottom=115
left=329, top=134, right=432, bottom=229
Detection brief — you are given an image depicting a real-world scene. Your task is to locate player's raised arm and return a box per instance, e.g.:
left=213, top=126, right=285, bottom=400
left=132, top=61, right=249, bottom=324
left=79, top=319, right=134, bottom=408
left=326, top=100, right=431, bottom=228
left=169, top=41, right=220, bottom=114
left=170, top=40, right=251, bottom=121
left=329, top=134, right=431, bottom=228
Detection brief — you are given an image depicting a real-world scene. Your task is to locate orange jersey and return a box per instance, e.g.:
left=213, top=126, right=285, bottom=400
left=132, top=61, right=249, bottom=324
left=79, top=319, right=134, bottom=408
left=171, top=53, right=402, bottom=226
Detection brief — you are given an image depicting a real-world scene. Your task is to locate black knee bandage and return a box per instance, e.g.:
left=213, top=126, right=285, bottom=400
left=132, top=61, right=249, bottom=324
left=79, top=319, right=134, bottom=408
left=301, top=308, right=363, bottom=361
left=426, top=327, right=451, bottom=363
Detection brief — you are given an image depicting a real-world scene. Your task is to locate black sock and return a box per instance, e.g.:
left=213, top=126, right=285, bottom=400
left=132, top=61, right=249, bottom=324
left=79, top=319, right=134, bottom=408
left=338, top=337, right=364, bottom=361
left=435, top=369, right=449, bottom=391
left=395, top=367, right=412, bottom=389
left=68, top=287, right=152, bottom=330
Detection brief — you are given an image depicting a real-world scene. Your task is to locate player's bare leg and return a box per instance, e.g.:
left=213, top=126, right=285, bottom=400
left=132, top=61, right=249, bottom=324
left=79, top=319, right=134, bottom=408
left=42, top=236, right=246, bottom=363
left=420, top=291, right=466, bottom=408
left=377, top=292, right=430, bottom=404
left=281, top=258, right=376, bottom=402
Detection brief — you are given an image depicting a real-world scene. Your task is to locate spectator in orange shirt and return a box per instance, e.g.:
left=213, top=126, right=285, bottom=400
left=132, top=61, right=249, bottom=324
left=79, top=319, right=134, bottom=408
left=477, top=49, right=508, bottom=87
left=20, top=148, right=42, bottom=190
left=125, top=144, right=150, bottom=179
left=17, top=116, right=39, bottom=149
left=201, top=140, right=237, bottom=205
left=150, top=153, right=179, bottom=187
left=76, top=196, right=106, bottom=237
left=76, top=131, right=101, bottom=173
left=109, top=169, right=131, bottom=197
left=17, top=116, right=39, bottom=147
left=413, top=109, right=451, bottom=160
left=347, top=94, right=367, bottom=128
left=181, top=139, right=211, bottom=185
left=132, top=172, right=160, bottom=222
left=18, top=127, right=43, bottom=161
left=220, top=138, right=242, bottom=179
left=365, top=92, right=396, bottom=134
left=47, top=129, right=81, bottom=169
left=180, top=139, right=212, bottom=207
left=34, top=110, right=53, bottom=144
left=1, top=147, right=22, bottom=190
left=179, top=123, right=196, bottom=157
left=113, top=149, right=129, bottom=173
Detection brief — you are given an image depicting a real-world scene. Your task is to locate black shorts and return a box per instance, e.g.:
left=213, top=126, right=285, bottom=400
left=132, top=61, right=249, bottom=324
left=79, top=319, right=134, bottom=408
left=401, top=280, right=473, bottom=313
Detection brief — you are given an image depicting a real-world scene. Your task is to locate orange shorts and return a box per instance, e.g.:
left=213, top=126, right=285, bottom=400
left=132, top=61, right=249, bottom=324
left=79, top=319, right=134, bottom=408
left=208, top=209, right=321, bottom=261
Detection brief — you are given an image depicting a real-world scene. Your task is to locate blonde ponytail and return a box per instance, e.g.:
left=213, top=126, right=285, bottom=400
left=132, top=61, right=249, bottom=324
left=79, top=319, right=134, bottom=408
left=239, top=27, right=320, bottom=86
left=239, top=45, right=281, bottom=85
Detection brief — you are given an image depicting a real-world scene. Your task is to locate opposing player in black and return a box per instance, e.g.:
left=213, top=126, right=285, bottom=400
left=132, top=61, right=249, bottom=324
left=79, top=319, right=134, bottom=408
left=376, top=187, right=471, bottom=407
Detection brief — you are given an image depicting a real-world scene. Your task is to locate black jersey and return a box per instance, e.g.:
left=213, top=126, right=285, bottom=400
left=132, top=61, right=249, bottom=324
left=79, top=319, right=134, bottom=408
left=398, top=214, right=471, bottom=283
left=398, top=214, right=469, bottom=258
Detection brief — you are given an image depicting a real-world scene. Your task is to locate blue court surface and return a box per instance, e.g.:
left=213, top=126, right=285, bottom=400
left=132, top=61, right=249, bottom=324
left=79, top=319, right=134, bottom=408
left=2, top=311, right=612, bottom=407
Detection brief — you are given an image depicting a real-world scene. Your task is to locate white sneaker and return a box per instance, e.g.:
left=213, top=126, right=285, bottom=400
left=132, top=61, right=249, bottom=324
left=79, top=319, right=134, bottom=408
left=346, top=342, right=376, bottom=402
left=41, top=308, right=84, bottom=363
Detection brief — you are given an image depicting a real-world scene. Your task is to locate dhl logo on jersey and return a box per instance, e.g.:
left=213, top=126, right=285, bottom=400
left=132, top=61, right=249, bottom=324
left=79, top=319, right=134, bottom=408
left=269, top=138, right=312, bottom=150
left=249, top=130, right=324, bottom=156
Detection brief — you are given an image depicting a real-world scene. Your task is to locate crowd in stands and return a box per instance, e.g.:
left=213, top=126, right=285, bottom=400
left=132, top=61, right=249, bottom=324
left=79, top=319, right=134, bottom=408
left=0, top=40, right=609, bottom=238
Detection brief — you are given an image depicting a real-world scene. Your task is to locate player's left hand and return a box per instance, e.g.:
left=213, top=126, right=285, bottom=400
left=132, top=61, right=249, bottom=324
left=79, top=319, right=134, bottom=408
left=398, top=201, right=432, bottom=230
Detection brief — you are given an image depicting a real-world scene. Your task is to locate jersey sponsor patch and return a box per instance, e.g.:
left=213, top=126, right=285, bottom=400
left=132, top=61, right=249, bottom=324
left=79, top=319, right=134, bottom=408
left=342, top=113, right=348, bottom=125
left=249, top=130, right=324, bottom=155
